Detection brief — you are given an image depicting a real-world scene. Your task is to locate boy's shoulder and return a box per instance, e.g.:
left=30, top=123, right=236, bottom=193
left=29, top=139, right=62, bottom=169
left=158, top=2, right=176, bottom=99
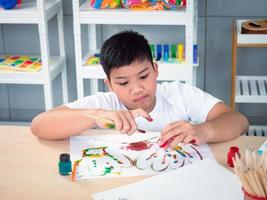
left=65, top=92, right=121, bottom=109
left=158, top=81, right=190, bottom=96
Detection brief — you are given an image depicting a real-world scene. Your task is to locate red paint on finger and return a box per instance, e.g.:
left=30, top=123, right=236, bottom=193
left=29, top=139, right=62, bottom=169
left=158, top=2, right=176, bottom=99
left=159, top=135, right=177, bottom=148
left=145, top=116, right=153, bottom=122
left=190, top=139, right=196, bottom=144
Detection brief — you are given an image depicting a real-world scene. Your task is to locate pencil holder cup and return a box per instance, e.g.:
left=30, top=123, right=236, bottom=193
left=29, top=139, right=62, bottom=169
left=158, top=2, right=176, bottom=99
left=243, top=188, right=267, bottom=200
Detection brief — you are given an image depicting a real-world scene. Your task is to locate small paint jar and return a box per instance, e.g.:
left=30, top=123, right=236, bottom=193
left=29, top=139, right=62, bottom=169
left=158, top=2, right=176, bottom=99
left=58, top=153, right=72, bottom=176
left=243, top=187, right=267, bottom=200
left=227, top=146, right=240, bottom=167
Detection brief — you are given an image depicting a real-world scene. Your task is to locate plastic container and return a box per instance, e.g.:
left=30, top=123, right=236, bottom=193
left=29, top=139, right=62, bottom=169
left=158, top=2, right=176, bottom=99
left=58, top=153, right=72, bottom=176
left=227, top=146, right=240, bottom=167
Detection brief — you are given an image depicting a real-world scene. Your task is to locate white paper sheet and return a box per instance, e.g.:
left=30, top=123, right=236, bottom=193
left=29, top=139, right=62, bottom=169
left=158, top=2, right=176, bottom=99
left=92, top=159, right=243, bottom=200
left=70, top=132, right=215, bottom=179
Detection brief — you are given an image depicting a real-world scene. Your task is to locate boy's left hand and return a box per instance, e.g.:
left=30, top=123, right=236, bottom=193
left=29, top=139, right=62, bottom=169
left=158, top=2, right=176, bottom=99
left=159, top=120, right=207, bottom=148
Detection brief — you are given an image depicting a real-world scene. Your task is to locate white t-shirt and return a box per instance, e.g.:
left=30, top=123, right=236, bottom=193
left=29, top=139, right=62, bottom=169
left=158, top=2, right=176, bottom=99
left=65, top=81, right=221, bottom=131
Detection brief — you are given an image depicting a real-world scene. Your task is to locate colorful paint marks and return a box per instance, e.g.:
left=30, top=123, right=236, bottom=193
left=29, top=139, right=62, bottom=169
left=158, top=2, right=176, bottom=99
left=70, top=133, right=215, bottom=180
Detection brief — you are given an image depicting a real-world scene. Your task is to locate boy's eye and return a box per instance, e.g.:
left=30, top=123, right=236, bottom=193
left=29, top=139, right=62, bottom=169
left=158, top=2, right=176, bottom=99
left=118, top=82, right=128, bottom=86
left=140, top=74, right=148, bottom=79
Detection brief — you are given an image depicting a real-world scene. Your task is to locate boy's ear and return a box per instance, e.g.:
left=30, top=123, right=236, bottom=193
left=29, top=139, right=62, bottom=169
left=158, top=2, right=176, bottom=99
left=153, top=62, right=159, bottom=77
left=104, top=78, right=113, bottom=92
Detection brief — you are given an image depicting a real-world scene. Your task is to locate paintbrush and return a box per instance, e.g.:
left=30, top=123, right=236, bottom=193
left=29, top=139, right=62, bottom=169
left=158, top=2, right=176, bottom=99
left=81, top=113, right=146, bottom=133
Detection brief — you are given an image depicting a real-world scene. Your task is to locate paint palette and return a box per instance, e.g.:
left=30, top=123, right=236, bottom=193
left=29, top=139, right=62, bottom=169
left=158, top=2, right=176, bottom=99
left=70, top=133, right=214, bottom=180
left=0, top=55, right=42, bottom=72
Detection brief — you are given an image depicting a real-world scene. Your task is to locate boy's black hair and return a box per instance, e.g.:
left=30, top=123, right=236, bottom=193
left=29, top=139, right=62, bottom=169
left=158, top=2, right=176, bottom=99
left=100, top=30, right=153, bottom=79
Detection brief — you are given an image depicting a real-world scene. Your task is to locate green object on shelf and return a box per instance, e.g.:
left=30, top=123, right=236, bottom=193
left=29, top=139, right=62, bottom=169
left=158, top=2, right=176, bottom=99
left=150, top=44, right=155, bottom=58
left=171, top=44, right=176, bottom=58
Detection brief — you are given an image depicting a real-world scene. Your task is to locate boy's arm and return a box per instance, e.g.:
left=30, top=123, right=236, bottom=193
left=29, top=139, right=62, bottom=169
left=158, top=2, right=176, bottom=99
left=31, top=106, right=151, bottom=140
left=160, top=102, right=249, bottom=147
left=31, top=105, right=98, bottom=140
left=195, top=102, right=249, bottom=143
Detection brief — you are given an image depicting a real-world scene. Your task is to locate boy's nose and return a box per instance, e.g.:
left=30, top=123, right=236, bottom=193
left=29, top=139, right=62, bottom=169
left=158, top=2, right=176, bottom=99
left=131, top=85, right=144, bottom=95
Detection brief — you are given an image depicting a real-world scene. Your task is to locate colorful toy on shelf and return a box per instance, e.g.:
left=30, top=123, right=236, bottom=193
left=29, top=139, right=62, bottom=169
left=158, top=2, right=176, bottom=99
left=0, top=0, right=21, bottom=9
left=90, top=0, right=186, bottom=10
left=0, top=56, right=42, bottom=72
left=90, top=0, right=121, bottom=9
left=85, top=53, right=100, bottom=65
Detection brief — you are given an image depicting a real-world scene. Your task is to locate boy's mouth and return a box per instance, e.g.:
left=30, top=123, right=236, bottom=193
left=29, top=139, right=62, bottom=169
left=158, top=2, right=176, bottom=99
left=134, top=95, right=147, bottom=103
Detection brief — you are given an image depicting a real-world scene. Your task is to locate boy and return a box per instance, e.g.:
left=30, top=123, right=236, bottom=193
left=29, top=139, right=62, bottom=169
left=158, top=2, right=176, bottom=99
left=31, top=30, right=249, bottom=148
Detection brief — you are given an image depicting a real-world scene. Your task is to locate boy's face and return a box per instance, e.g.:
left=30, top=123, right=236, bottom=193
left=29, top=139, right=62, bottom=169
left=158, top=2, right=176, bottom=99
left=105, top=60, right=158, bottom=113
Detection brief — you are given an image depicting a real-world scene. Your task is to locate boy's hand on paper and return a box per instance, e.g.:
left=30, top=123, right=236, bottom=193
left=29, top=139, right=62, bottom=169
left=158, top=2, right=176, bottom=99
left=95, top=108, right=152, bottom=135
left=159, top=120, right=207, bottom=148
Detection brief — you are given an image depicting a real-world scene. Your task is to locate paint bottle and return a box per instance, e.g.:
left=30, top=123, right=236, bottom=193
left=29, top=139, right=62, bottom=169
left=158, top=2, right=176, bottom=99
left=149, top=44, right=155, bottom=59
left=171, top=44, right=176, bottom=58
left=163, top=44, right=169, bottom=62
left=156, top=44, right=162, bottom=61
left=58, top=153, right=72, bottom=176
left=227, top=146, right=240, bottom=167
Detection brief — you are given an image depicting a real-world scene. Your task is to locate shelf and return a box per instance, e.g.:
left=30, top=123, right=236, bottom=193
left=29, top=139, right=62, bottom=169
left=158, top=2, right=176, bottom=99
left=244, top=125, right=267, bottom=137
left=0, top=0, right=68, bottom=111
left=236, top=19, right=267, bottom=46
left=231, top=19, right=267, bottom=108
left=73, top=0, right=197, bottom=97
left=0, top=56, right=64, bottom=84
left=81, top=63, right=198, bottom=81
left=78, top=1, right=190, bottom=25
left=235, top=76, right=267, bottom=103
left=0, top=1, right=61, bottom=24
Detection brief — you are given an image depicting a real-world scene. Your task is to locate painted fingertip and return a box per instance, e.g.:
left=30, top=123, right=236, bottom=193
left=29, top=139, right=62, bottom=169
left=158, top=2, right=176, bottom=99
left=159, top=141, right=168, bottom=148
left=145, top=116, right=153, bottom=122
left=190, top=139, right=196, bottom=144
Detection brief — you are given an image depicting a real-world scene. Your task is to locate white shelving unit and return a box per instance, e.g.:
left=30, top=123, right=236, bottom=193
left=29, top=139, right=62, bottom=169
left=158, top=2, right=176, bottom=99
left=231, top=19, right=267, bottom=133
left=244, top=125, right=267, bottom=137
left=0, top=0, right=68, bottom=110
left=73, top=0, right=198, bottom=98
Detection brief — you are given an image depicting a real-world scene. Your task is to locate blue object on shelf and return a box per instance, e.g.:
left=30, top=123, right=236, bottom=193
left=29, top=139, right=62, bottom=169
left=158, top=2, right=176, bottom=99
left=156, top=44, right=162, bottom=61
left=193, top=44, right=197, bottom=64
left=0, top=0, right=17, bottom=9
left=163, top=44, right=169, bottom=61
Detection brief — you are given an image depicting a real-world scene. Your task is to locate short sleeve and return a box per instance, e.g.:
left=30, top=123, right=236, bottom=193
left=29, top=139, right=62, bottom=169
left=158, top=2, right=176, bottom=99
left=64, top=92, right=122, bottom=110
left=179, top=83, right=222, bottom=123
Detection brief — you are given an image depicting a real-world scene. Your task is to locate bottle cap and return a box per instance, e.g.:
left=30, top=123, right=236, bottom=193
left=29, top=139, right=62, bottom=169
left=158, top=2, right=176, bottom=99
left=60, top=153, right=70, bottom=162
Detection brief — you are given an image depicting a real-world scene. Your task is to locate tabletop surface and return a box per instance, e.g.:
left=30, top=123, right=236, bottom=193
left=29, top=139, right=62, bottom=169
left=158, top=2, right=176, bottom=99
left=0, top=125, right=265, bottom=200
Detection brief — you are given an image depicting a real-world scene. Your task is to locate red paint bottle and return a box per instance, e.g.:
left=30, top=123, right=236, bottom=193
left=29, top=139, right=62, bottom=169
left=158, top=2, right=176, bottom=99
left=227, top=146, right=240, bottom=167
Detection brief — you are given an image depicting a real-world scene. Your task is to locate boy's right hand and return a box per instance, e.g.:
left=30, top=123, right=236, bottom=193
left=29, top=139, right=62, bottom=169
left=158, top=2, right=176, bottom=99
left=95, top=108, right=152, bottom=135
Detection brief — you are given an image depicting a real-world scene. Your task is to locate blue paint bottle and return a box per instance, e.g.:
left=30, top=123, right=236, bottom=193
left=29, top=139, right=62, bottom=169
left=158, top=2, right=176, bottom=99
left=163, top=44, right=169, bottom=62
left=58, top=153, right=72, bottom=176
left=156, top=44, right=162, bottom=61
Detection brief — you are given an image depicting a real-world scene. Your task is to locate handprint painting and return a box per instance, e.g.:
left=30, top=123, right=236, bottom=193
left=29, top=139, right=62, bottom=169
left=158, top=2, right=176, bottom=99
left=70, top=133, right=215, bottom=180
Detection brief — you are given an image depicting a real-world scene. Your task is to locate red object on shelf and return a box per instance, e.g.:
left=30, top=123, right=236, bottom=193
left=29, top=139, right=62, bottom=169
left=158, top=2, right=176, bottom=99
left=227, top=146, right=240, bottom=167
